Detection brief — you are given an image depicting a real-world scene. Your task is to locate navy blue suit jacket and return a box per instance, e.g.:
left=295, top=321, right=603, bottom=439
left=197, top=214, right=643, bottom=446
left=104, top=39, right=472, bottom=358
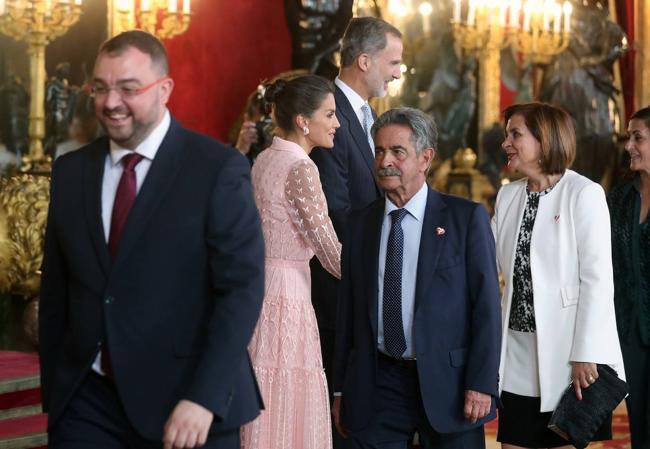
left=39, top=118, right=265, bottom=439
left=310, top=85, right=382, bottom=333
left=311, top=85, right=381, bottom=242
left=334, top=187, right=501, bottom=433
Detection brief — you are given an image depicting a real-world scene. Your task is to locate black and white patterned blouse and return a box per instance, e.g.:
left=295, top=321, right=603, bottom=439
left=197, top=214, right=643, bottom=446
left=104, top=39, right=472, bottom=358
left=508, top=182, right=558, bottom=333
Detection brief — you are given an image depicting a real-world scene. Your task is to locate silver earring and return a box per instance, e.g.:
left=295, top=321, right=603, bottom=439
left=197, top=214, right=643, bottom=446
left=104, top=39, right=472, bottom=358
left=303, top=126, right=310, bottom=136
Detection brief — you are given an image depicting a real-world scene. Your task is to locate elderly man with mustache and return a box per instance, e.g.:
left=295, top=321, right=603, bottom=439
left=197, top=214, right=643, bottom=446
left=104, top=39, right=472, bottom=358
left=332, top=107, right=501, bottom=449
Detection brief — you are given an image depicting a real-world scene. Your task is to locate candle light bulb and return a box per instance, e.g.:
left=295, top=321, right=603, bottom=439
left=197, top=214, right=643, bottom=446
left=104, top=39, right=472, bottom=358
left=419, top=2, right=432, bottom=33
left=553, top=2, right=561, bottom=33
left=509, top=0, right=522, bottom=28
left=452, top=0, right=461, bottom=23
left=562, top=1, right=572, bottom=33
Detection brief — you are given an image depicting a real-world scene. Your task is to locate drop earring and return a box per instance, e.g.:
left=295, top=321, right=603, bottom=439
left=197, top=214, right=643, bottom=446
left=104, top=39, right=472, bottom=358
left=303, top=126, right=310, bottom=136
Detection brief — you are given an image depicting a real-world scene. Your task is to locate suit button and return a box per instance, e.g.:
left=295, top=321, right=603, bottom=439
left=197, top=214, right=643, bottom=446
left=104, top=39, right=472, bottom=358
left=105, top=296, right=114, bottom=305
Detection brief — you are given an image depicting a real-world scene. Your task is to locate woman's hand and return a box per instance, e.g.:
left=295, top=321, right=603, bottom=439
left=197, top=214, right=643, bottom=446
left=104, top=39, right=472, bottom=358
left=571, top=362, right=599, bottom=400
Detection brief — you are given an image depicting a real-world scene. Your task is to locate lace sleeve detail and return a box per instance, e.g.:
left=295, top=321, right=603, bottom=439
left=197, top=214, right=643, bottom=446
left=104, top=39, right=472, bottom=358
left=285, top=159, right=341, bottom=279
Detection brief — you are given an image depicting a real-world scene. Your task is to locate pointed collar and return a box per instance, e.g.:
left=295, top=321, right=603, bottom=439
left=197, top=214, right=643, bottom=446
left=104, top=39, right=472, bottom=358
left=335, top=77, right=367, bottom=115
left=109, top=109, right=170, bottom=166
left=383, top=182, right=428, bottom=222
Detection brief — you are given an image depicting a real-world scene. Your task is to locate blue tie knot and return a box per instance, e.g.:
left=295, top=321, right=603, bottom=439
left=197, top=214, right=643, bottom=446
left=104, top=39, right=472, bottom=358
left=390, top=208, right=408, bottom=225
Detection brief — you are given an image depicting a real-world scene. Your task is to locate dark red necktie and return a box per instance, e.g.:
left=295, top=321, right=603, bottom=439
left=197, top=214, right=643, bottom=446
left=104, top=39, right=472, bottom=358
left=102, top=153, right=143, bottom=378
left=108, top=153, right=144, bottom=258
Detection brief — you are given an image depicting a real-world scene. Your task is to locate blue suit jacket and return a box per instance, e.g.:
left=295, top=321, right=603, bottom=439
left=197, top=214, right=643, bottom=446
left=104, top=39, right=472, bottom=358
left=310, top=85, right=381, bottom=332
left=311, top=85, right=381, bottom=242
left=39, top=118, right=265, bottom=438
left=334, top=187, right=502, bottom=433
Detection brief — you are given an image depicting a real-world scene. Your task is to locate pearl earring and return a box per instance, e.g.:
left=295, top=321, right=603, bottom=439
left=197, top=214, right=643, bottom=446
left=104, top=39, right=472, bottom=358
left=303, top=126, right=310, bottom=136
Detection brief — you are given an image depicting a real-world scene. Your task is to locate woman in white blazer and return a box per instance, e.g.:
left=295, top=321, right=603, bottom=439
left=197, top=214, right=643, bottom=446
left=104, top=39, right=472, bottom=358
left=491, top=102, right=624, bottom=449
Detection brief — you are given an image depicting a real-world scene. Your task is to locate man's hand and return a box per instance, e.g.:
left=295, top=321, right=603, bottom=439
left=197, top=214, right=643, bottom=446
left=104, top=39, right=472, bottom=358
left=463, top=390, right=491, bottom=423
left=571, top=362, right=598, bottom=401
left=163, top=399, right=214, bottom=449
left=332, top=396, right=349, bottom=438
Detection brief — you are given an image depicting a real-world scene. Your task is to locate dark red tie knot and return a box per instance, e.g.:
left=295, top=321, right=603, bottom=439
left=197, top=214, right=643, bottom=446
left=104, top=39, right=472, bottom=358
left=121, top=153, right=144, bottom=171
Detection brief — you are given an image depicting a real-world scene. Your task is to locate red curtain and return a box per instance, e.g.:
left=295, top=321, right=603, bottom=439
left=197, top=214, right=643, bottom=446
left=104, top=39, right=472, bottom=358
left=165, top=0, right=292, bottom=141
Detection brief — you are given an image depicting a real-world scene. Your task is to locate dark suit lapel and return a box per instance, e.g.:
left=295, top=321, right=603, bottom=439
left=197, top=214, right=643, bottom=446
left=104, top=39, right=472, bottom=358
left=111, top=118, right=185, bottom=267
left=335, top=87, right=376, bottom=175
left=365, top=199, right=384, bottom=341
left=83, top=139, right=111, bottom=276
left=414, top=188, right=448, bottom=312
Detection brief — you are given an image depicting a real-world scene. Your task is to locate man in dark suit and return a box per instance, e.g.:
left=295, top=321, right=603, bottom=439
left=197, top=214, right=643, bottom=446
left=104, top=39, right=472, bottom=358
left=332, top=108, right=501, bottom=449
left=38, top=30, right=265, bottom=449
left=309, top=16, right=403, bottom=404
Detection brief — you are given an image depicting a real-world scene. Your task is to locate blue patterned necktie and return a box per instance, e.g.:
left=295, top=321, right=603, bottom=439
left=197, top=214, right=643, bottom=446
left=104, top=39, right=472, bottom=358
left=361, top=103, right=374, bottom=154
left=383, top=208, right=408, bottom=358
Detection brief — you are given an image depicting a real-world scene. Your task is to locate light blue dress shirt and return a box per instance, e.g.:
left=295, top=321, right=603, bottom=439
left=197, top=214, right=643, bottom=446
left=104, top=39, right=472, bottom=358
left=378, top=183, right=428, bottom=359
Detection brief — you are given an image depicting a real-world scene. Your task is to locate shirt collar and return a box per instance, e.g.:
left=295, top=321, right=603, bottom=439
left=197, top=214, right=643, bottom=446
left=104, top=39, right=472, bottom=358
left=335, top=77, right=367, bottom=115
left=383, top=182, right=428, bottom=222
left=109, top=109, right=171, bottom=166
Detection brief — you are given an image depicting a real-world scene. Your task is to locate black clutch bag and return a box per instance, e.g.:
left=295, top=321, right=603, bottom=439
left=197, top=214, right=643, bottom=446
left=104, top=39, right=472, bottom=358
left=548, top=364, right=628, bottom=449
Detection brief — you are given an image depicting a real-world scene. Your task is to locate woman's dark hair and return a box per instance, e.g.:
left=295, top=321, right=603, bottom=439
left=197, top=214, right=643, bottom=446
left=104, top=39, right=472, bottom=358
left=503, top=102, right=576, bottom=175
left=263, top=75, right=334, bottom=133
left=630, top=106, right=650, bottom=129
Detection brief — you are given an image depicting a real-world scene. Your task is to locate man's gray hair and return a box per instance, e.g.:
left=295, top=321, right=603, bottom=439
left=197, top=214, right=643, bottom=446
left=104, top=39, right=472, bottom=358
left=340, top=17, right=402, bottom=68
left=371, top=107, right=438, bottom=154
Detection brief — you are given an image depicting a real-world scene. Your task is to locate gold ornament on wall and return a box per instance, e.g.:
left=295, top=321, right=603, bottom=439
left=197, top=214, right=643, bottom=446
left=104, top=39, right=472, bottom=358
left=0, top=174, right=50, bottom=297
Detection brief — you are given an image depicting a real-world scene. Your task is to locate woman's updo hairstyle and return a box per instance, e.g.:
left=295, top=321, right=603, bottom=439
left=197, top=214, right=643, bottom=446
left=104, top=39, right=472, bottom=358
left=263, top=74, right=334, bottom=133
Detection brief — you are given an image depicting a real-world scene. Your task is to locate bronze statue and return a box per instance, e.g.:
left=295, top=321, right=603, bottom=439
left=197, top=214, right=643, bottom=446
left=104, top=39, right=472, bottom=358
left=0, top=73, right=29, bottom=160
left=539, top=4, right=626, bottom=138
left=44, top=62, right=81, bottom=157
left=284, top=0, right=353, bottom=78
left=538, top=2, right=626, bottom=182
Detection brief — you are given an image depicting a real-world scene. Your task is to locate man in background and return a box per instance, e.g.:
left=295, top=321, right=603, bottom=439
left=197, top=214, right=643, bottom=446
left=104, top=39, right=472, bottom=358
left=310, top=17, right=403, bottom=413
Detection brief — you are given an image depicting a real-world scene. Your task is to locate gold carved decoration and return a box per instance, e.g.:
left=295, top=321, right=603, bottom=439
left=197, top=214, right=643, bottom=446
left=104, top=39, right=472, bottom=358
left=0, top=174, right=50, bottom=297
left=446, top=147, right=495, bottom=213
left=636, top=0, right=650, bottom=110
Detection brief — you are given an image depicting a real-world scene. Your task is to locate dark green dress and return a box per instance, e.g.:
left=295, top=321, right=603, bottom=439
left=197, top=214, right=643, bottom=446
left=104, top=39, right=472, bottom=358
left=607, top=175, right=650, bottom=448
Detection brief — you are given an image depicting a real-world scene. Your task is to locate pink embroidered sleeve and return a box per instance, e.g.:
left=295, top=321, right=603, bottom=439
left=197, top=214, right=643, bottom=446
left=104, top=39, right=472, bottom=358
left=285, top=160, right=341, bottom=279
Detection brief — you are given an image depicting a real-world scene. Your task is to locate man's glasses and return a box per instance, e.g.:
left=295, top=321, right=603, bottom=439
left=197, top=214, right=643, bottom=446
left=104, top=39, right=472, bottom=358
left=86, top=76, right=170, bottom=99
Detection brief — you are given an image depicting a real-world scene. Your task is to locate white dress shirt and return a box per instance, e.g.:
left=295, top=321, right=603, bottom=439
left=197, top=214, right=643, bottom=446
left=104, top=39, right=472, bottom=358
left=377, top=183, right=428, bottom=359
left=93, top=109, right=171, bottom=374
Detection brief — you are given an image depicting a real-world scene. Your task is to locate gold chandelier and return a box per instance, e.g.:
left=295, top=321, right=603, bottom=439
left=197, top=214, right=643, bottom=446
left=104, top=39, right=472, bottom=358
left=0, top=0, right=84, bottom=166
left=114, top=0, right=191, bottom=40
left=451, top=0, right=573, bottom=62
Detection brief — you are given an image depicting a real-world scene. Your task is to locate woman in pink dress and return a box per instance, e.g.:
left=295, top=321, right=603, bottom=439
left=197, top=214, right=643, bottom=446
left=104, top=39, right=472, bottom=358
left=241, top=75, right=341, bottom=449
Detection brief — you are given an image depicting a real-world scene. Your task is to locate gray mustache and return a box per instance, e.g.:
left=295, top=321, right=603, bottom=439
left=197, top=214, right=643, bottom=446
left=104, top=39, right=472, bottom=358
left=377, top=167, right=402, bottom=177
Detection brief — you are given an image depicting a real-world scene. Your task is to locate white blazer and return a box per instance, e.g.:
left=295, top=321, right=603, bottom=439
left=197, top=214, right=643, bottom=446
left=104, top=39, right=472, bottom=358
left=491, top=169, right=624, bottom=412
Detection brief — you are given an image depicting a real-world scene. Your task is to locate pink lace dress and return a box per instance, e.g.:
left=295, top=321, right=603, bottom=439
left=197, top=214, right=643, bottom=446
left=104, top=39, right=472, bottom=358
left=242, top=137, right=341, bottom=449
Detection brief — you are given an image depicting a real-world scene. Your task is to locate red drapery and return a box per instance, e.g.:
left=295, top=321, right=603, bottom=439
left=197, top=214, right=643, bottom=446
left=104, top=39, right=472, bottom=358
left=165, top=0, right=292, bottom=141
